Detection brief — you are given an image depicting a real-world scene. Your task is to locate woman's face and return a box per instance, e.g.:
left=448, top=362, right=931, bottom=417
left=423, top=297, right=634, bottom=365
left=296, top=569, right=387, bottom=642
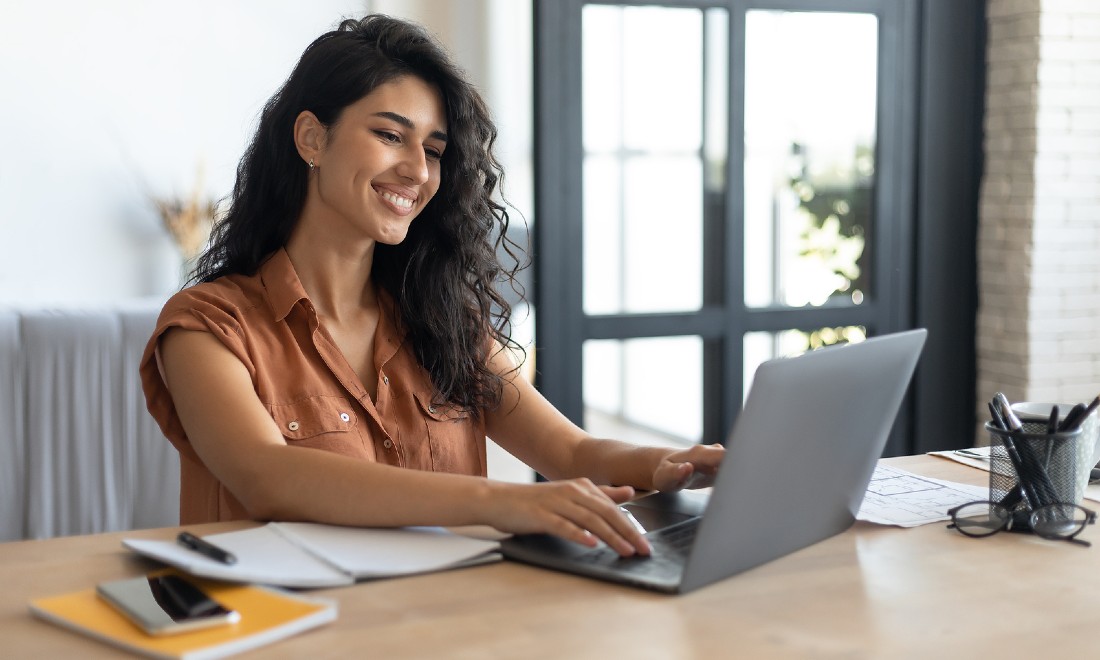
left=311, top=75, right=448, bottom=245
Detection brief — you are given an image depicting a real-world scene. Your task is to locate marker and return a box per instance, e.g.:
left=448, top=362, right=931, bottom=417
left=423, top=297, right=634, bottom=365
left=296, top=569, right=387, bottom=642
left=988, top=400, right=1039, bottom=509
left=993, top=393, right=1022, bottom=431
left=177, top=531, right=237, bottom=565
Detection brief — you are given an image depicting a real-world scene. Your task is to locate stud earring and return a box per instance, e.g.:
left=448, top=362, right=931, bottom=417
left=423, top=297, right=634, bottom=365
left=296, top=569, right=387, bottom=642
left=308, top=158, right=315, bottom=170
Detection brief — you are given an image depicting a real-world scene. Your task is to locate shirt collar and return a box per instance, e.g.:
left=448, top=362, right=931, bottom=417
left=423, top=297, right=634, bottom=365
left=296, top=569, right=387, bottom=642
left=258, top=248, right=310, bottom=322
left=258, top=248, right=408, bottom=358
left=373, top=287, right=405, bottom=366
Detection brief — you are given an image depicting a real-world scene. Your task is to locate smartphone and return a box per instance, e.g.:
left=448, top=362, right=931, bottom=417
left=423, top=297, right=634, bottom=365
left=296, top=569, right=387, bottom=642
left=96, top=574, right=240, bottom=636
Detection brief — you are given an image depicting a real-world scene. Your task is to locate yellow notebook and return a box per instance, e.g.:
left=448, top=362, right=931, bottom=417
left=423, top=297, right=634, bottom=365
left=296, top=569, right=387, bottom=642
left=29, top=570, right=337, bottom=659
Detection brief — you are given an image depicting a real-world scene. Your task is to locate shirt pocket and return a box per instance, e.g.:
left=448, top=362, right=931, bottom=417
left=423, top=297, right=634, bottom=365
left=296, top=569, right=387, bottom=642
left=268, top=395, right=358, bottom=442
left=413, top=391, right=485, bottom=475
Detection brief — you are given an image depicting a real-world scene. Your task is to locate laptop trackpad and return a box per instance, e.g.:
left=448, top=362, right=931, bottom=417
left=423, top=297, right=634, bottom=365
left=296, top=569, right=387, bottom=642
left=502, top=490, right=708, bottom=557
left=622, top=489, right=709, bottom=533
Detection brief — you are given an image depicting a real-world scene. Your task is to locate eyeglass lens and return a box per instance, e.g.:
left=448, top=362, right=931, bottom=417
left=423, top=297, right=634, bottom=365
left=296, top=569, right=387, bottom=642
left=951, top=502, right=1011, bottom=537
left=1029, top=503, right=1091, bottom=540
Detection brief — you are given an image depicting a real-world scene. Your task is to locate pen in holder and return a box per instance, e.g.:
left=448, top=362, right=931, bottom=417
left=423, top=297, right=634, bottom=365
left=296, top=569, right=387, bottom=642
left=986, top=421, right=1085, bottom=514
left=1012, top=400, right=1100, bottom=488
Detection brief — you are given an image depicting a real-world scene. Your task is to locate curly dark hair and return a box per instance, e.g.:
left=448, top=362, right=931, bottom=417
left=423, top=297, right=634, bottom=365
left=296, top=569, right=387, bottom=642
left=192, top=14, right=526, bottom=414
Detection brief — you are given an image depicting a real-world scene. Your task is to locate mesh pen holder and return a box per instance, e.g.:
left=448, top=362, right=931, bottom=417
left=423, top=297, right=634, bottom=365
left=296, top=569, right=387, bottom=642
left=986, top=421, right=1085, bottom=513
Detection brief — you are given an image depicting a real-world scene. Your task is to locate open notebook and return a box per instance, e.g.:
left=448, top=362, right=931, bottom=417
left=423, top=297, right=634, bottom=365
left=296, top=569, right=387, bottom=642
left=124, top=523, right=502, bottom=589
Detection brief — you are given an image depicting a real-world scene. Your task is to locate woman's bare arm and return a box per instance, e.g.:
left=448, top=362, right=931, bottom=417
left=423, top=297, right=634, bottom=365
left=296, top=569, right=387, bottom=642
left=484, top=348, right=725, bottom=491
left=160, top=328, right=651, bottom=555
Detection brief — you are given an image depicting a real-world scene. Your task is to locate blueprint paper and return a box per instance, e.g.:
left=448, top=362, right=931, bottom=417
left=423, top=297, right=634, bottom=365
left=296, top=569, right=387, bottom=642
left=857, top=464, right=988, bottom=527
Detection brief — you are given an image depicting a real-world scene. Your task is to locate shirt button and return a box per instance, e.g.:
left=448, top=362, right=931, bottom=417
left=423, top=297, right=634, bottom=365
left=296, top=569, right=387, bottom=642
left=288, top=421, right=300, bottom=431
left=340, top=412, right=350, bottom=422
left=383, top=439, right=394, bottom=449
left=382, top=375, right=390, bottom=385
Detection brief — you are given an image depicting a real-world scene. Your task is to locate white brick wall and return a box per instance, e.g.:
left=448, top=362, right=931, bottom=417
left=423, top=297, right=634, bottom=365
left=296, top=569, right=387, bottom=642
left=977, top=0, right=1100, bottom=442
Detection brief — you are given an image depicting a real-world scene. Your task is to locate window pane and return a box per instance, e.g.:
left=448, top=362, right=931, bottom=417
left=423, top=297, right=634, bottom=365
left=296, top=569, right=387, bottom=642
left=743, top=11, right=878, bottom=309
left=743, top=326, right=867, bottom=400
left=582, top=155, right=623, bottom=314
left=704, top=8, right=729, bottom=191
left=582, top=6, right=702, bottom=153
left=582, top=5, right=721, bottom=315
left=584, top=337, right=702, bottom=446
left=581, top=5, right=624, bottom=154
left=582, top=155, right=703, bottom=315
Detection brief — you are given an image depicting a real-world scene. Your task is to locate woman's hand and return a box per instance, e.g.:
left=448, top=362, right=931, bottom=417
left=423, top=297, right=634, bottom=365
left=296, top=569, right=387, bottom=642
left=651, top=443, right=725, bottom=492
left=484, top=479, right=651, bottom=556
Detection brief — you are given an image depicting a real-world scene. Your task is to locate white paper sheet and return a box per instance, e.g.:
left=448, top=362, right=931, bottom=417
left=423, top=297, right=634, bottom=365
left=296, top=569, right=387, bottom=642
left=271, top=522, right=502, bottom=577
left=857, top=464, right=988, bottom=527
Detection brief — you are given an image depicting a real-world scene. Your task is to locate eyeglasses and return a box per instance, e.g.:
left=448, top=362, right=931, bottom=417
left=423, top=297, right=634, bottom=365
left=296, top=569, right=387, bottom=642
left=947, top=500, right=1097, bottom=547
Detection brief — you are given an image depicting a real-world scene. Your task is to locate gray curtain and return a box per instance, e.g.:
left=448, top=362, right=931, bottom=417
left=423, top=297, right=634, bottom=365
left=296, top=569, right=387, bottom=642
left=1, top=303, right=178, bottom=540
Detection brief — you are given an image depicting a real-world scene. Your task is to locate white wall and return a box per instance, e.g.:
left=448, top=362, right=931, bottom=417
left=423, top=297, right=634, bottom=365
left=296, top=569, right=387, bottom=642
left=0, top=0, right=531, bottom=307
left=0, top=0, right=367, bottom=306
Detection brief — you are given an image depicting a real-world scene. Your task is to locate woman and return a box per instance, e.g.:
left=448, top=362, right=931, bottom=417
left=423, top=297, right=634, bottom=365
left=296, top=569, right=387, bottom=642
left=140, top=14, right=724, bottom=557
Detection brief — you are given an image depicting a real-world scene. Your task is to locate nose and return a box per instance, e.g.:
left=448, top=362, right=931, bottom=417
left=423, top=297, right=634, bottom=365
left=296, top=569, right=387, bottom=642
left=396, top=145, right=430, bottom=184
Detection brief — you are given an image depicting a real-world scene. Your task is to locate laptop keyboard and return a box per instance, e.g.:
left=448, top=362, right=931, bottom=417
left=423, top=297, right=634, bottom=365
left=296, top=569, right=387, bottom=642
left=572, top=518, right=699, bottom=578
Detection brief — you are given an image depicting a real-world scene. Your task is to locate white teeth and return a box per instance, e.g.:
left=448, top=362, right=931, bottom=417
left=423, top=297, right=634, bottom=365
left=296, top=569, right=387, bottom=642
left=381, top=191, right=413, bottom=209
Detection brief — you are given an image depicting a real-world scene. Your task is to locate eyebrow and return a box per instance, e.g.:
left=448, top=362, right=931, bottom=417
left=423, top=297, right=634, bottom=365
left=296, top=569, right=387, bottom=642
left=373, top=111, right=449, bottom=143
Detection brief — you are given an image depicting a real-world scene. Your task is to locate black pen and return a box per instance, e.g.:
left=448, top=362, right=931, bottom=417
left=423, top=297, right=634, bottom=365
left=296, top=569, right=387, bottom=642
left=1058, top=403, right=1087, bottom=432
left=989, top=400, right=1041, bottom=509
left=1057, top=397, right=1100, bottom=432
left=1079, top=396, right=1100, bottom=428
left=177, top=531, right=237, bottom=565
left=995, top=393, right=1060, bottom=506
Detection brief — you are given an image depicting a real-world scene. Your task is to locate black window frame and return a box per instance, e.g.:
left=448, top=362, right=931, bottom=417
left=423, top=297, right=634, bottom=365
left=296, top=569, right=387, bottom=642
left=532, top=0, right=983, bottom=456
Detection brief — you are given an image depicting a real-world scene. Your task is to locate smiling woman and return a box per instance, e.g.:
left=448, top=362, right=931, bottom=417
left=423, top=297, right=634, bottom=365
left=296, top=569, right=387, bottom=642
left=293, top=76, right=447, bottom=249
left=138, top=14, right=725, bottom=557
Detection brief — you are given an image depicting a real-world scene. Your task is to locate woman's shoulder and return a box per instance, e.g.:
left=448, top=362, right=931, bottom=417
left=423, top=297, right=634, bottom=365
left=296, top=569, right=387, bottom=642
left=158, top=273, right=265, bottom=329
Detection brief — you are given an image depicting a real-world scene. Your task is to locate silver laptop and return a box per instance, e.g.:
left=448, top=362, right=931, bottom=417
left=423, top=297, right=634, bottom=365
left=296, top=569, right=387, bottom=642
left=500, top=329, right=927, bottom=594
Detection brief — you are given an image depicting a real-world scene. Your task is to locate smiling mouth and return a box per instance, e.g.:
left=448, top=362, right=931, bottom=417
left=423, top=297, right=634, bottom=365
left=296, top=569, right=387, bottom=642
left=377, top=189, right=414, bottom=210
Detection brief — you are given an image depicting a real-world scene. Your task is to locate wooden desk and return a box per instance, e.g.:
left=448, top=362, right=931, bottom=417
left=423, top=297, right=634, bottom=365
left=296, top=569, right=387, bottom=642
left=4, top=455, right=1099, bottom=658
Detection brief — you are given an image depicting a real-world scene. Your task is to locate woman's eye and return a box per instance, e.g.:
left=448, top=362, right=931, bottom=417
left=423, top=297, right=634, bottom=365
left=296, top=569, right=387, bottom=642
left=425, top=148, right=443, bottom=161
left=374, top=130, right=401, bottom=144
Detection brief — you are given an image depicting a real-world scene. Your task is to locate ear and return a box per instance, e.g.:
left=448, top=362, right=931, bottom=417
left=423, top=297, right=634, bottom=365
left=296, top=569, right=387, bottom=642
left=293, top=110, right=326, bottom=166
